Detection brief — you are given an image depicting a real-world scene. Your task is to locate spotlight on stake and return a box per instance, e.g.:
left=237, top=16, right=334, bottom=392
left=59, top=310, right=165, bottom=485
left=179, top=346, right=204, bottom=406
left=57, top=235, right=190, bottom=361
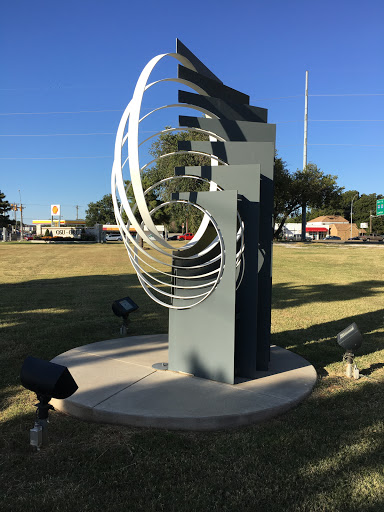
left=20, top=357, right=78, bottom=450
left=337, top=323, right=363, bottom=379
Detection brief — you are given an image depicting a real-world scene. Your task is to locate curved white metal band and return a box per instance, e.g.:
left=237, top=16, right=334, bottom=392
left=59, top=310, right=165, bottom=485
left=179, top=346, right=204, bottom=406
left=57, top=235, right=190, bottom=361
left=112, top=51, right=245, bottom=309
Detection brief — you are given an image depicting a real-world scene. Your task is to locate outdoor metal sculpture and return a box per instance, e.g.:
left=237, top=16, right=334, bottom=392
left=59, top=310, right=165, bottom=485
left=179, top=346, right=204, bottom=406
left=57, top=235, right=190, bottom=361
left=112, top=40, right=275, bottom=384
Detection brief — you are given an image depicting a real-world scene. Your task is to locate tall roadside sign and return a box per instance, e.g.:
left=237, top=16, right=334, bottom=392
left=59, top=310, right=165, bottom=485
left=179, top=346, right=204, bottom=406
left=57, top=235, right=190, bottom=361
left=51, top=204, right=61, bottom=226
left=376, top=199, right=384, bottom=216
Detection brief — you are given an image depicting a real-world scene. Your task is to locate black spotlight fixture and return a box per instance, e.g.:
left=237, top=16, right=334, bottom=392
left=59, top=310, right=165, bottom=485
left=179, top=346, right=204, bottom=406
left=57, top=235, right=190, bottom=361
left=20, top=356, right=78, bottom=450
left=112, top=296, right=139, bottom=335
left=337, top=322, right=363, bottom=379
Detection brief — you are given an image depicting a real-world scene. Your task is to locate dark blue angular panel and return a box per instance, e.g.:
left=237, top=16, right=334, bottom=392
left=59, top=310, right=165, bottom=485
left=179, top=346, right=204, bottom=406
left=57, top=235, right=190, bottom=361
left=176, top=39, right=222, bottom=84
left=178, top=90, right=268, bottom=122
left=178, top=66, right=250, bottom=105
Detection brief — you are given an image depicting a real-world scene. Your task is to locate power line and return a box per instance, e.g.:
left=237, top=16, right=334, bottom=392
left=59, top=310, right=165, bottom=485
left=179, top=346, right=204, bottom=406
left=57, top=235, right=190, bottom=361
left=309, top=93, right=384, bottom=97
left=252, top=95, right=303, bottom=100
left=0, top=93, right=383, bottom=116
left=309, top=143, right=384, bottom=147
left=0, top=132, right=116, bottom=137
left=272, top=143, right=384, bottom=148
left=1, top=119, right=384, bottom=138
left=0, top=106, right=156, bottom=116
left=310, top=119, right=384, bottom=122
left=0, top=156, right=112, bottom=160
left=2, top=143, right=384, bottom=160
left=0, top=109, right=123, bottom=116
left=0, top=130, right=158, bottom=137
left=2, top=107, right=154, bottom=116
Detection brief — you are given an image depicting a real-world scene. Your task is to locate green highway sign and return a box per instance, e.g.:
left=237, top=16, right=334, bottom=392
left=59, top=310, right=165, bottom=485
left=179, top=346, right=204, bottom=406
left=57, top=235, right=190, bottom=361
left=377, top=199, right=384, bottom=216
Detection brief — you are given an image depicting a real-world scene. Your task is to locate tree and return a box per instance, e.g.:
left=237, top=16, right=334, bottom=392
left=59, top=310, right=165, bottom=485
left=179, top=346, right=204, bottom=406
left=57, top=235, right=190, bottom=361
left=143, top=128, right=211, bottom=232
left=85, top=194, right=116, bottom=226
left=307, top=189, right=359, bottom=221
left=0, top=190, right=12, bottom=228
left=304, top=190, right=384, bottom=233
left=273, top=161, right=343, bottom=239
left=353, top=193, right=384, bottom=233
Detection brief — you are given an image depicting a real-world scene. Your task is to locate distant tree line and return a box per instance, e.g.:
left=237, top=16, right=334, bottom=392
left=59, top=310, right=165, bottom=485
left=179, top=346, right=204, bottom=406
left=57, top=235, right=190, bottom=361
left=83, top=130, right=384, bottom=237
left=295, top=190, right=384, bottom=233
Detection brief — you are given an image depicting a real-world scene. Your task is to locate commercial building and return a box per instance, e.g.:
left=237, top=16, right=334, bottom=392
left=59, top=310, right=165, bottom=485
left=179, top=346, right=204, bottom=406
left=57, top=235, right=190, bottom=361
left=277, top=216, right=365, bottom=241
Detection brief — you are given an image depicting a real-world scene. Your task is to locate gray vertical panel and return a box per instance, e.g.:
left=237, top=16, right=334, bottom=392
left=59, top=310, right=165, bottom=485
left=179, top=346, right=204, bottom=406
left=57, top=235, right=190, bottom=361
left=173, top=165, right=261, bottom=377
left=179, top=116, right=276, bottom=143
left=168, top=190, right=238, bottom=384
left=175, top=129, right=275, bottom=371
left=176, top=142, right=275, bottom=371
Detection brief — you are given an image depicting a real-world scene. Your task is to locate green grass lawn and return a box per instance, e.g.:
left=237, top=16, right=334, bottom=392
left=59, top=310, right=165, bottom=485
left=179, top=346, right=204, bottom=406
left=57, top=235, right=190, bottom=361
left=1, top=242, right=383, bottom=512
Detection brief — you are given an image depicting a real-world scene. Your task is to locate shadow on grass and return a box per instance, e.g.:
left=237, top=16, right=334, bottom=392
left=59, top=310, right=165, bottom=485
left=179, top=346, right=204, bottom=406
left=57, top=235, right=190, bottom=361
left=272, top=280, right=384, bottom=309
left=1, top=274, right=383, bottom=389
left=271, top=307, right=384, bottom=369
left=0, top=273, right=168, bottom=387
left=1, top=273, right=384, bottom=511
left=2, top=366, right=383, bottom=512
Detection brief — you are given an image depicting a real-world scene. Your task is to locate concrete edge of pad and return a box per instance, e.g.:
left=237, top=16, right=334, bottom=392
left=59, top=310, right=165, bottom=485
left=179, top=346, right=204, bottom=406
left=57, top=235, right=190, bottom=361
left=51, top=335, right=317, bottom=431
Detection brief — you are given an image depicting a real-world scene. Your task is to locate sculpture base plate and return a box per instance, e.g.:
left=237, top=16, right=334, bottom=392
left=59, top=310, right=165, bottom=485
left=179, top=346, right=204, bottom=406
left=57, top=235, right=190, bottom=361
left=51, top=334, right=317, bottom=431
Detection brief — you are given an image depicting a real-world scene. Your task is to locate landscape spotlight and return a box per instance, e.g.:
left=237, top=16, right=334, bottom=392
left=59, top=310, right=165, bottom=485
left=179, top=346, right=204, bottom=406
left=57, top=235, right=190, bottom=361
left=337, top=323, right=363, bottom=379
left=112, top=296, right=139, bottom=335
left=20, top=356, right=78, bottom=450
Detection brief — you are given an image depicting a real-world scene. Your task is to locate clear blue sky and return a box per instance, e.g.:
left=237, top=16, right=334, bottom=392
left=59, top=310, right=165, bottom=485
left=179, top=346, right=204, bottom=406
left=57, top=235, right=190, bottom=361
left=1, top=0, right=383, bottom=224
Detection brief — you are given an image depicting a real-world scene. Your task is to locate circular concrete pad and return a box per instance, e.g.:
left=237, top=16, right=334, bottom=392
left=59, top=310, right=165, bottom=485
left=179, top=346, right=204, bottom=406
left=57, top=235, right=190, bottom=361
left=51, top=334, right=317, bottom=431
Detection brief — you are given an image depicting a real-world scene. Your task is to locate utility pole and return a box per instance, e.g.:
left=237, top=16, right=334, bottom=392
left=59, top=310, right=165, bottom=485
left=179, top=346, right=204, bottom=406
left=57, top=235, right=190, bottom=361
left=350, top=194, right=358, bottom=239
left=303, top=70, right=309, bottom=171
left=76, top=205, right=79, bottom=220
left=18, top=190, right=23, bottom=241
left=19, top=204, right=25, bottom=241
left=10, top=203, right=17, bottom=235
left=301, top=70, right=309, bottom=242
left=370, top=210, right=373, bottom=233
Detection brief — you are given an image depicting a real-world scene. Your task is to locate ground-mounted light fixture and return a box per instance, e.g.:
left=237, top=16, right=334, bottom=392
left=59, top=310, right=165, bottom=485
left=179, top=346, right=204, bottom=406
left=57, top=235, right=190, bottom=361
left=112, top=296, right=139, bottom=335
left=20, top=356, right=78, bottom=450
left=337, top=322, right=363, bottom=379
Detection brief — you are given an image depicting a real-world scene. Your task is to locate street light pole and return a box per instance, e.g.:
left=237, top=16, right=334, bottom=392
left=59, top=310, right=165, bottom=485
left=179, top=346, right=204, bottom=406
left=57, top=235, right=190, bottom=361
left=350, top=194, right=358, bottom=239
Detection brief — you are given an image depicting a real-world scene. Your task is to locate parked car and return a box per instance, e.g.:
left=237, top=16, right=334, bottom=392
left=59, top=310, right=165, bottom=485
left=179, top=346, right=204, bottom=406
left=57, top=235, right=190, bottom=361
left=348, top=236, right=360, bottom=241
left=105, top=233, right=123, bottom=241
left=324, top=235, right=341, bottom=240
left=177, top=232, right=194, bottom=241
left=361, top=233, right=384, bottom=242
left=23, top=234, right=34, bottom=240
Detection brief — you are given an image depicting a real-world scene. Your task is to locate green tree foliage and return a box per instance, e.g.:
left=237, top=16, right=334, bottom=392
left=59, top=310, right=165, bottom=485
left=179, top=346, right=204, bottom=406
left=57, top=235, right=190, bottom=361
left=307, top=191, right=384, bottom=233
left=85, top=179, right=169, bottom=228
left=273, top=160, right=343, bottom=239
left=351, top=193, right=384, bottom=233
left=307, top=189, right=359, bottom=221
left=127, top=175, right=172, bottom=227
left=144, top=129, right=211, bottom=233
left=0, top=190, right=11, bottom=228
left=85, top=194, right=116, bottom=226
